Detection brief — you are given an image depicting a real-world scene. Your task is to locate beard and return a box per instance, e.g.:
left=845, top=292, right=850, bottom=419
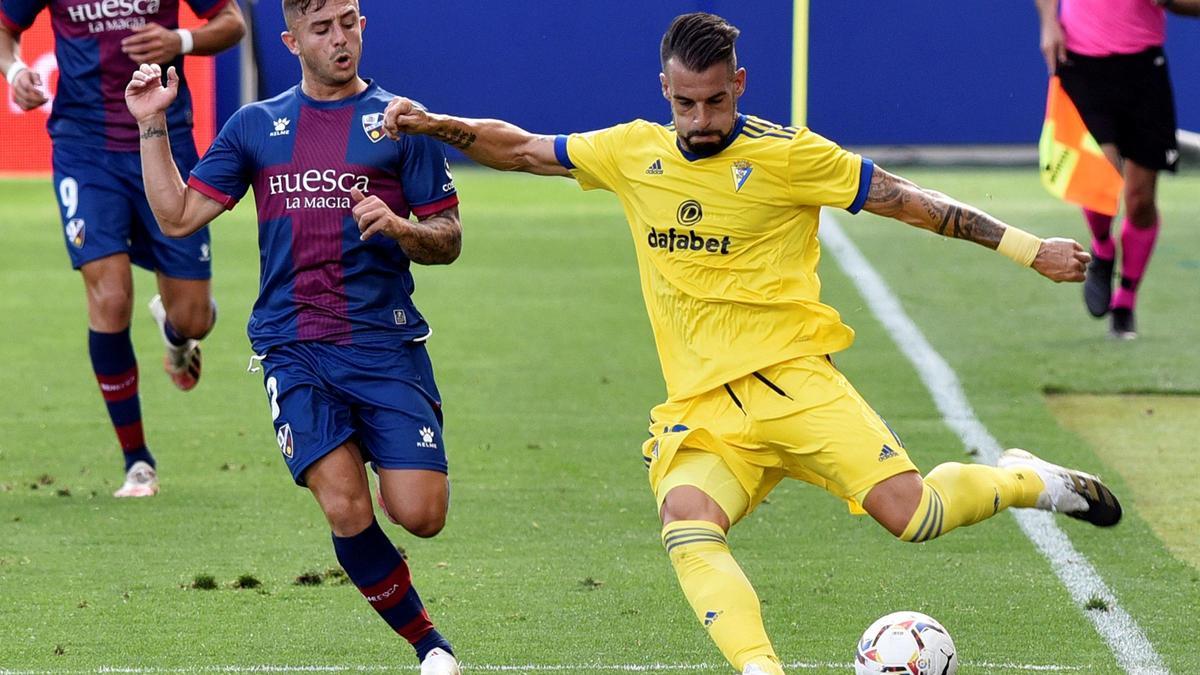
left=681, top=129, right=729, bottom=157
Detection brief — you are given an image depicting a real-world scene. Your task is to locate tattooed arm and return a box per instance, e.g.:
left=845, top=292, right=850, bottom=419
left=863, top=166, right=1090, bottom=282
left=382, top=97, right=570, bottom=177
left=350, top=190, right=461, bottom=265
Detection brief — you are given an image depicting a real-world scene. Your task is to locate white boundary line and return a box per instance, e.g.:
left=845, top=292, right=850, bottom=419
left=819, top=212, right=1168, bottom=675
left=0, top=661, right=1085, bottom=674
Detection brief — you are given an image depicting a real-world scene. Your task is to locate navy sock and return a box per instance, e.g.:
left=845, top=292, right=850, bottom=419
left=332, top=519, right=452, bottom=661
left=88, top=328, right=154, bottom=471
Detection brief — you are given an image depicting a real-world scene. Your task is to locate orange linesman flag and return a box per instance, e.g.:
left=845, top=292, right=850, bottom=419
left=1038, top=76, right=1123, bottom=216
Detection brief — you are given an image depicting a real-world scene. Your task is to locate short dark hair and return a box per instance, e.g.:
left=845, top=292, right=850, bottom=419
left=660, top=13, right=740, bottom=73
left=282, top=0, right=329, bottom=28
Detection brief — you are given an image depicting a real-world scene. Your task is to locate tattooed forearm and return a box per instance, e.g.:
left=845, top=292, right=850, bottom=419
left=936, top=205, right=963, bottom=236
left=400, top=212, right=462, bottom=265
left=431, top=124, right=477, bottom=150
left=935, top=205, right=1005, bottom=248
left=864, top=167, right=1005, bottom=249
left=140, top=126, right=167, bottom=140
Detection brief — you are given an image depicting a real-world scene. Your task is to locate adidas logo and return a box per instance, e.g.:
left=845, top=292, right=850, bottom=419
left=878, top=444, right=898, bottom=461
left=645, top=159, right=664, bottom=175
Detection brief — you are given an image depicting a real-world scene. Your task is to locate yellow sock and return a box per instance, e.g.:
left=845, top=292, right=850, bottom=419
left=662, top=520, right=782, bottom=674
left=900, top=462, right=1045, bottom=542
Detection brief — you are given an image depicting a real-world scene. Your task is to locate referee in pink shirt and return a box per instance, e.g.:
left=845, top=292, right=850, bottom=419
left=1036, top=0, right=1199, bottom=339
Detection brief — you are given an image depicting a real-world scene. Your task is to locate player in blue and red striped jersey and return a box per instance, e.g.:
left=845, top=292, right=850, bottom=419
left=125, top=1, right=461, bottom=672
left=0, top=0, right=245, bottom=497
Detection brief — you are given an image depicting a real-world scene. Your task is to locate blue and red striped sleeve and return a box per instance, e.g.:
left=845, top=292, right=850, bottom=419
left=188, top=108, right=253, bottom=210
left=400, top=134, right=458, bottom=218
left=0, top=0, right=49, bottom=33
left=185, top=0, right=232, bottom=20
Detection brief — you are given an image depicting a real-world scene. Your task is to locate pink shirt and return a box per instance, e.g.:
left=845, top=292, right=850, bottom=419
left=1060, top=0, right=1166, bottom=56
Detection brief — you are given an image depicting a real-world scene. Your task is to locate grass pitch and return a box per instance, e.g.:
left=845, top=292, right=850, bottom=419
left=1, top=167, right=1198, bottom=673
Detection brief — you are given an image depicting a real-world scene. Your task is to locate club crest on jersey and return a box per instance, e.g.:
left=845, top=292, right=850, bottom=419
left=270, top=118, right=291, bottom=137
left=362, top=113, right=386, bottom=143
left=66, top=218, right=86, bottom=248
left=276, top=423, right=294, bottom=459
left=731, top=160, right=753, bottom=192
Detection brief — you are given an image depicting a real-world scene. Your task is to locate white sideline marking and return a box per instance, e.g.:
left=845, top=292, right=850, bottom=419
left=0, top=661, right=1084, bottom=674
left=819, top=212, right=1167, bottom=675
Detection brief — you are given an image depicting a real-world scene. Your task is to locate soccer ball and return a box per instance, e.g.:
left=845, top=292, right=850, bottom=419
left=854, top=611, right=957, bottom=675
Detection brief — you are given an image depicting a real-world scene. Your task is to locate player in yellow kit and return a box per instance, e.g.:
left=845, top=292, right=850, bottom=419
left=383, top=12, right=1123, bottom=674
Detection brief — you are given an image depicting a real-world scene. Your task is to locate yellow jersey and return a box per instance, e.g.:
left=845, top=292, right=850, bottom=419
left=555, top=114, right=873, bottom=402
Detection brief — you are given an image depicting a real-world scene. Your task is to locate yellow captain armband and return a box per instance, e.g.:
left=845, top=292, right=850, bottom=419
left=997, top=226, right=1043, bottom=267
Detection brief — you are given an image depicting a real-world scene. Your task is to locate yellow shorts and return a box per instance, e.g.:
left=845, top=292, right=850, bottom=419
left=642, top=355, right=917, bottom=524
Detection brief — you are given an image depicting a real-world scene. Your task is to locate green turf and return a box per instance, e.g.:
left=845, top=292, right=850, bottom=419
left=0, top=168, right=1198, bottom=674
left=1048, top=393, right=1200, bottom=570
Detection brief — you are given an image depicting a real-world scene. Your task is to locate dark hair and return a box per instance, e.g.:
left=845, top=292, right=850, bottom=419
left=660, top=13, right=740, bottom=73
left=282, top=0, right=329, bottom=27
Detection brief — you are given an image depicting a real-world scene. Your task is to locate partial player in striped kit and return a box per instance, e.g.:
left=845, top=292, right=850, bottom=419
left=125, top=1, right=462, bottom=672
left=0, top=0, right=245, bottom=497
left=1036, top=0, right=1200, bottom=338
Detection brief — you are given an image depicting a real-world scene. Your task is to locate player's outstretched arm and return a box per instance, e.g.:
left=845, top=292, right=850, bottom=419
left=350, top=189, right=461, bottom=265
left=121, top=1, right=246, bottom=65
left=1, top=25, right=49, bottom=110
left=383, top=97, right=570, bottom=177
left=862, top=166, right=1090, bottom=283
left=126, top=64, right=225, bottom=237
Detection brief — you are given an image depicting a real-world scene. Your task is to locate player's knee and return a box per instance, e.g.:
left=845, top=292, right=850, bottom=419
left=1123, top=190, right=1157, bottom=228
left=321, top=493, right=375, bottom=537
left=404, top=512, right=446, bottom=539
left=164, top=299, right=213, bottom=338
left=659, top=485, right=729, bottom=531
left=862, top=470, right=925, bottom=539
left=87, top=284, right=134, bottom=327
left=396, top=504, right=448, bottom=535
left=386, top=500, right=446, bottom=538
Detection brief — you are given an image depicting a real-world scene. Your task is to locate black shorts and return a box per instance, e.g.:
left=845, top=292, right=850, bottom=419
left=1057, top=46, right=1179, bottom=172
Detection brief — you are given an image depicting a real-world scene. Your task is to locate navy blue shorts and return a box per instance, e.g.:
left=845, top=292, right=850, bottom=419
left=51, top=140, right=212, bottom=278
left=259, top=341, right=447, bottom=486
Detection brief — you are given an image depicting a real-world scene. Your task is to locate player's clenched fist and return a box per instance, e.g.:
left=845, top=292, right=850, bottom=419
left=1032, top=237, right=1091, bottom=283
left=383, top=96, right=429, bottom=140
left=351, top=187, right=406, bottom=242
left=125, top=64, right=179, bottom=123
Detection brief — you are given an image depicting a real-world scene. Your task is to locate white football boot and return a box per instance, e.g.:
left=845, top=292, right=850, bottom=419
left=998, top=449, right=1121, bottom=526
left=419, top=648, right=461, bottom=675
left=148, top=294, right=202, bottom=391
left=113, top=460, right=159, bottom=498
